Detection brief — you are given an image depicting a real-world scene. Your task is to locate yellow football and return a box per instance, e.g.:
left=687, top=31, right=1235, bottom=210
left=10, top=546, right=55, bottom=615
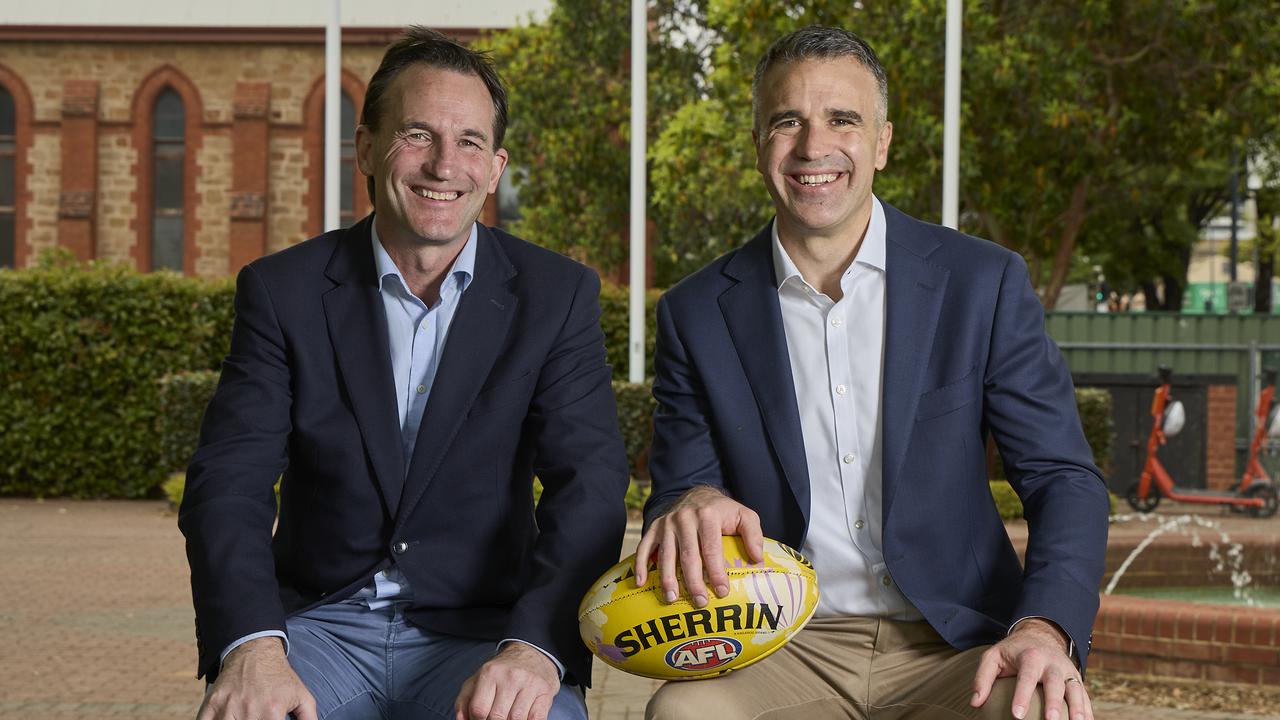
left=578, top=536, right=819, bottom=680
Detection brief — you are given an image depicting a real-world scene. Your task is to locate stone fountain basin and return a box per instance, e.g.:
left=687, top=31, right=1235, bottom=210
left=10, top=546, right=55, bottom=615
left=1004, top=513, right=1280, bottom=686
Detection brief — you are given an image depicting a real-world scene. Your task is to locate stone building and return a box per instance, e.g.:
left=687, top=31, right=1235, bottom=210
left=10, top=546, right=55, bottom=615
left=0, top=2, right=546, bottom=275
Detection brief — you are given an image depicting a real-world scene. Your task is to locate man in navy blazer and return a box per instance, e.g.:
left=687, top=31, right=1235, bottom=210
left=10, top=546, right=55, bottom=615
left=181, top=28, right=628, bottom=720
left=637, top=27, right=1108, bottom=720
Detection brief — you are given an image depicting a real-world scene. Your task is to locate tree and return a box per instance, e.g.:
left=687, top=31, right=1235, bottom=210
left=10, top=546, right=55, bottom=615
left=648, top=0, right=1280, bottom=304
left=485, top=0, right=709, bottom=281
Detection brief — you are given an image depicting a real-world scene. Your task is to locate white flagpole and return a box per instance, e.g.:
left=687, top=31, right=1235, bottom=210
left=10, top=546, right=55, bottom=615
left=628, top=0, right=647, bottom=383
left=324, top=0, right=342, bottom=231
left=942, top=0, right=962, bottom=229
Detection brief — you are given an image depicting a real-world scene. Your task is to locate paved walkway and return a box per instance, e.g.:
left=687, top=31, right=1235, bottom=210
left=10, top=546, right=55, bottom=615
left=1, top=499, right=1277, bottom=720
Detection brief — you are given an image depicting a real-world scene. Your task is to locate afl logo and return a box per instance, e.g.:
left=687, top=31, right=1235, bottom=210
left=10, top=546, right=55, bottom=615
left=664, top=637, right=742, bottom=672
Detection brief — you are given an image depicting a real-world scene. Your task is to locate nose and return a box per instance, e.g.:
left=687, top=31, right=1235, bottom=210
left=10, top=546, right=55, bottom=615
left=421, top=140, right=457, bottom=180
left=794, top=124, right=833, bottom=161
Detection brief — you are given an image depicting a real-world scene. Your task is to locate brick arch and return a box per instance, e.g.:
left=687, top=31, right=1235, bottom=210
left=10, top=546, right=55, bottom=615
left=303, top=70, right=369, bottom=238
left=130, top=65, right=204, bottom=275
left=0, top=64, right=34, bottom=268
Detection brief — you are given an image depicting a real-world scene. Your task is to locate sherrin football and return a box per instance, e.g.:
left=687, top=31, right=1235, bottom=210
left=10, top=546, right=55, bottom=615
left=578, top=536, right=819, bottom=680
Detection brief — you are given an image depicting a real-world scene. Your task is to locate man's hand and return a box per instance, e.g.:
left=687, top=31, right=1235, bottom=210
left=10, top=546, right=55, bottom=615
left=196, top=637, right=316, bottom=720
left=633, top=485, right=764, bottom=608
left=971, top=618, right=1093, bottom=720
left=454, top=642, right=560, bottom=720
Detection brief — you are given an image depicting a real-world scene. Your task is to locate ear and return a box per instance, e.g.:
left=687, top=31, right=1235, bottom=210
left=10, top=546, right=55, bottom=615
left=874, top=120, right=893, bottom=171
left=487, top=148, right=509, bottom=194
left=355, top=124, right=376, bottom=177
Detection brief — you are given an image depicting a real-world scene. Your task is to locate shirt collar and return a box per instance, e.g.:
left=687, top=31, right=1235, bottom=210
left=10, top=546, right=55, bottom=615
left=771, top=196, right=887, bottom=290
left=371, top=221, right=477, bottom=297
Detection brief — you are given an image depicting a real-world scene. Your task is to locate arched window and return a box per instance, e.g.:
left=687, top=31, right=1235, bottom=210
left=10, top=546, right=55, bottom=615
left=305, top=75, right=368, bottom=237
left=151, top=89, right=185, bottom=271
left=0, top=86, right=15, bottom=268
left=329, top=92, right=357, bottom=228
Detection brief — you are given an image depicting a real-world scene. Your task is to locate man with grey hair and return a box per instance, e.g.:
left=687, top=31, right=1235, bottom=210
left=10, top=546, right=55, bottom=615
left=637, top=25, right=1107, bottom=720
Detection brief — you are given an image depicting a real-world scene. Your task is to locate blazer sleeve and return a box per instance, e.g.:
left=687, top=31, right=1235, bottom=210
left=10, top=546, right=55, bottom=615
left=178, top=263, right=293, bottom=680
left=983, top=252, right=1110, bottom=669
left=502, top=266, right=630, bottom=686
left=643, top=293, right=729, bottom=529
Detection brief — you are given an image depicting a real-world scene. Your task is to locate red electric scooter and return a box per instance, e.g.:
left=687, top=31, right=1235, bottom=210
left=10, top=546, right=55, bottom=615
left=1125, top=366, right=1278, bottom=517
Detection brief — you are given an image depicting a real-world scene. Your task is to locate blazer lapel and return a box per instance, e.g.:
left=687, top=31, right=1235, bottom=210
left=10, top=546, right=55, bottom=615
left=718, top=224, right=812, bottom=529
left=321, top=216, right=406, bottom=518
left=396, top=225, right=517, bottom=524
left=881, top=204, right=949, bottom=514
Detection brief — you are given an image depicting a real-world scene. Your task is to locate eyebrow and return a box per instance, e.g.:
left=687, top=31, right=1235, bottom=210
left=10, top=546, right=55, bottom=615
left=400, top=122, right=491, bottom=143
left=766, top=108, right=866, bottom=127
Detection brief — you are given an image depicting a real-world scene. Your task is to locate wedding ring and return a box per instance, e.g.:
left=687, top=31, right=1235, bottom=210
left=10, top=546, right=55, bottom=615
left=1064, top=677, right=1081, bottom=685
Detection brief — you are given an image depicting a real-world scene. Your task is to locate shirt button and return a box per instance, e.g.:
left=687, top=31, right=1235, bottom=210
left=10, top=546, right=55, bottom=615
left=392, top=541, right=409, bottom=554
left=836, top=384, right=847, bottom=395
left=882, top=575, right=892, bottom=587
left=831, top=317, right=843, bottom=327
left=416, top=384, right=426, bottom=394
left=842, top=453, right=855, bottom=464
left=854, top=519, right=865, bottom=530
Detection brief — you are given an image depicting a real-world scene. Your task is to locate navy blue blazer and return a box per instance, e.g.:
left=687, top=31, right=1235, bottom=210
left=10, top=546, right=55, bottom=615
left=645, top=203, right=1109, bottom=668
left=181, top=216, right=629, bottom=685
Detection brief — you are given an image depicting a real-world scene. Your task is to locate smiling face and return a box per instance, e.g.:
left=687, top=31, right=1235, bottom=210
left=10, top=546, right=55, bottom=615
left=753, top=57, right=892, bottom=244
left=356, top=64, right=508, bottom=251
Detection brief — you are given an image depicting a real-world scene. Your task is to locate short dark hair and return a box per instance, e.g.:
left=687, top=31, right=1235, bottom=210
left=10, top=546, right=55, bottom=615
left=752, top=25, right=889, bottom=130
left=361, top=27, right=510, bottom=202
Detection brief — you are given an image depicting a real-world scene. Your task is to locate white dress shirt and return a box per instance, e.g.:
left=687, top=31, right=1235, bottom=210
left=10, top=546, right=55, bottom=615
left=772, top=197, right=922, bottom=621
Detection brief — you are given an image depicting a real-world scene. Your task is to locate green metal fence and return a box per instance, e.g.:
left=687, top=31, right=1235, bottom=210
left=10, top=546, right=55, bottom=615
left=1045, top=312, right=1280, bottom=470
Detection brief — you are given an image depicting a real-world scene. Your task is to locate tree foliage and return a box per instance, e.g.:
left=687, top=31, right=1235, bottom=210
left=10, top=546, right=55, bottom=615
left=492, top=1, right=1280, bottom=302
left=485, top=0, right=708, bottom=280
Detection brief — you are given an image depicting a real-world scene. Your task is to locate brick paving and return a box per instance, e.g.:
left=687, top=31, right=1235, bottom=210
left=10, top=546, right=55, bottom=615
left=1, top=498, right=1278, bottom=720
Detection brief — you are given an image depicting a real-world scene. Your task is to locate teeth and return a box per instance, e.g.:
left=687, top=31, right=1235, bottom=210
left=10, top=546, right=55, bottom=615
left=414, top=188, right=459, bottom=201
left=798, top=173, right=839, bottom=185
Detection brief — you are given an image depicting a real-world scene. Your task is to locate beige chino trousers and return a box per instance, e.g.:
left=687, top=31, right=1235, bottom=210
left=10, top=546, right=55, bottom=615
left=647, top=616, right=1044, bottom=720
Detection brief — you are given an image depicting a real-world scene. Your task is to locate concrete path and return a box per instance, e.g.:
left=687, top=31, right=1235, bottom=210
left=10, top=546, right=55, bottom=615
left=1, top=498, right=1277, bottom=720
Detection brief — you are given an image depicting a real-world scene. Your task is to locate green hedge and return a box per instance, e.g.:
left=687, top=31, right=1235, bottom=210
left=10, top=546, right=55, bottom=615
left=0, top=258, right=233, bottom=497
left=599, top=282, right=661, bottom=382
left=1074, top=388, right=1113, bottom=475
left=157, top=370, right=221, bottom=475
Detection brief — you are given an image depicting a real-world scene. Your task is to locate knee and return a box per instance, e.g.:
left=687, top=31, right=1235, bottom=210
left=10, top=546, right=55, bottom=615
left=646, top=682, right=738, bottom=720
left=975, top=678, right=1043, bottom=720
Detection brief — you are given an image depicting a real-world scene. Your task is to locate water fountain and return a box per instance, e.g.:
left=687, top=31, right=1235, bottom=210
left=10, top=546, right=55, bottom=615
left=1104, top=512, right=1255, bottom=606
left=1088, top=511, right=1280, bottom=686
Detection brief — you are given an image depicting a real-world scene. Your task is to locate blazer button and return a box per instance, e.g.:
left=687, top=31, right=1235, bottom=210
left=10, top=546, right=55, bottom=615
left=393, top=541, right=409, bottom=554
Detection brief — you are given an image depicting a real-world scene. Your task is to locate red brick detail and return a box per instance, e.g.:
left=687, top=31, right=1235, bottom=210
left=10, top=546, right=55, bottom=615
left=1206, top=384, right=1237, bottom=490
left=303, top=70, right=369, bottom=238
left=1092, top=595, right=1280, bottom=687
left=60, top=79, right=98, bottom=117
left=58, top=80, right=98, bottom=261
left=0, top=64, right=35, bottom=267
left=230, top=82, right=269, bottom=273
left=233, top=82, right=270, bottom=120
left=229, top=192, right=266, bottom=220
left=57, top=191, right=94, bottom=218
left=129, top=65, right=203, bottom=275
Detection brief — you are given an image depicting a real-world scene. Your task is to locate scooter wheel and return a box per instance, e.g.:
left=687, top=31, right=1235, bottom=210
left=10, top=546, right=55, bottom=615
left=1243, top=484, right=1278, bottom=518
left=1125, top=482, right=1160, bottom=513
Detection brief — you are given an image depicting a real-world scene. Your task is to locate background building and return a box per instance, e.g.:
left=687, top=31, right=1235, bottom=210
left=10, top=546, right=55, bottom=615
left=0, top=0, right=549, bottom=275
